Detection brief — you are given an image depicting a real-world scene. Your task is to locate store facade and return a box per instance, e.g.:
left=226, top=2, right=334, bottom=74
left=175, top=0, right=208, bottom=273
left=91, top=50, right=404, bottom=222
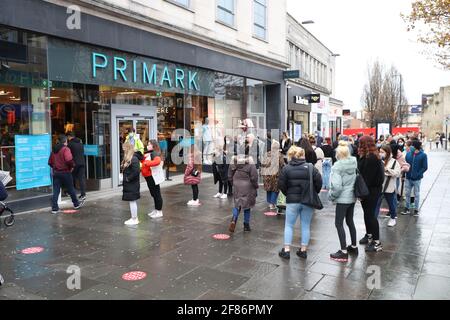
left=286, top=84, right=311, bottom=142
left=0, top=0, right=284, bottom=212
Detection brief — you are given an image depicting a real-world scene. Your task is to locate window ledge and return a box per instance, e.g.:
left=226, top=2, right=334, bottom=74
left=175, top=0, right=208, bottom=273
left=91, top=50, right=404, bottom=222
left=252, top=35, right=268, bottom=43
left=164, top=0, right=195, bottom=13
left=215, top=20, right=237, bottom=31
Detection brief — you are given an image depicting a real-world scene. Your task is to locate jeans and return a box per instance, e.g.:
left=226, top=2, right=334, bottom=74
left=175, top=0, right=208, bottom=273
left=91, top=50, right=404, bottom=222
left=266, top=191, right=279, bottom=205
left=375, top=192, right=397, bottom=219
left=52, top=172, right=80, bottom=211
left=191, top=184, right=199, bottom=201
left=232, top=207, right=250, bottom=224
left=405, top=179, right=421, bottom=210
left=361, top=192, right=381, bottom=241
left=335, top=203, right=357, bottom=250
left=145, top=176, right=163, bottom=210
left=72, top=165, right=86, bottom=197
left=284, top=203, right=314, bottom=247
left=322, top=159, right=332, bottom=189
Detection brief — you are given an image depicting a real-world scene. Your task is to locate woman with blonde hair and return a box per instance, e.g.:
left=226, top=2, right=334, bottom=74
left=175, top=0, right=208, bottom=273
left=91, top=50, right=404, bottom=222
left=261, top=140, right=285, bottom=210
left=329, top=141, right=358, bottom=262
left=278, top=146, right=322, bottom=260
left=121, top=142, right=143, bottom=225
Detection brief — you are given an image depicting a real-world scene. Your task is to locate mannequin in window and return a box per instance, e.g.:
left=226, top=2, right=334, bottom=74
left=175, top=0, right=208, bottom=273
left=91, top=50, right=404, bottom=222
left=202, top=117, right=213, bottom=165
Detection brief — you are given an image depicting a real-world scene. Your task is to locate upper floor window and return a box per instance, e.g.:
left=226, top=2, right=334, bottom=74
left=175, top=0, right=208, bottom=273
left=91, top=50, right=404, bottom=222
left=217, top=0, right=235, bottom=27
left=253, top=0, right=267, bottom=40
left=165, top=0, right=190, bottom=9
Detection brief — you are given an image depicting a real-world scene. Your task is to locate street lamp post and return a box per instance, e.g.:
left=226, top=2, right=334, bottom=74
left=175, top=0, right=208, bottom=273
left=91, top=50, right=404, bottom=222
left=393, top=73, right=403, bottom=127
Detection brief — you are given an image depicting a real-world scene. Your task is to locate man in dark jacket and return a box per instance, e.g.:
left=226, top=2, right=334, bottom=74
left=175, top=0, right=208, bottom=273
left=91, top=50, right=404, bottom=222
left=68, top=132, right=86, bottom=201
left=403, top=140, right=428, bottom=216
left=48, top=135, right=84, bottom=214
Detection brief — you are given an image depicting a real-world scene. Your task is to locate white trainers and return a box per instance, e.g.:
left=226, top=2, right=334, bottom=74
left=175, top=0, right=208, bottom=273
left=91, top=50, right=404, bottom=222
left=124, top=218, right=139, bottom=226
left=220, top=194, right=228, bottom=199
left=189, top=199, right=201, bottom=206
left=148, top=210, right=157, bottom=217
left=187, top=200, right=195, bottom=205
left=213, top=193, right=222, bottom=198
left=388, top=218, right=397, bottom=227
left=151, top=210, right=163, bottom=218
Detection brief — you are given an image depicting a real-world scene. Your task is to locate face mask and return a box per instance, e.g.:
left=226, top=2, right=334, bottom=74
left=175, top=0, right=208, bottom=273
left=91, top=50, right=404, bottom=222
left=147, top=145, right=153, bottom=151
left=398, top=143, right=404, bottom=147
left=376, top=143, right=382, bottom=148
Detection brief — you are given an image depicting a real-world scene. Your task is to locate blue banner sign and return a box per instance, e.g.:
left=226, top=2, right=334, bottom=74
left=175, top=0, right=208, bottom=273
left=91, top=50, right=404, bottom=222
left=14, top=134, right=51, bottom=190
left=84, top=144, right=99, bottom=156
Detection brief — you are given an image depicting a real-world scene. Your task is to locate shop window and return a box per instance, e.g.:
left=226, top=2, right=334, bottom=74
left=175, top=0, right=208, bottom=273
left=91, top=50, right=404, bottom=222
left=217, top=0, right=235, bottom=27
left=253, top=0, right=267, bottom=40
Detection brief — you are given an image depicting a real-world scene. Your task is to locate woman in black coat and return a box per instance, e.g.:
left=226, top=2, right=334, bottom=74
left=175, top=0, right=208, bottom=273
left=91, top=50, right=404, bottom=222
left=357, top=136, right=384, bottom=252
left=122, top=142, right=142, bottom=226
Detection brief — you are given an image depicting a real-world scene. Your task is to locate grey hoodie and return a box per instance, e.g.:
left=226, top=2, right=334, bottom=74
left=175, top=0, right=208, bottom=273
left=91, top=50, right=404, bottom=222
left=329, top=156, right=357, bottom=204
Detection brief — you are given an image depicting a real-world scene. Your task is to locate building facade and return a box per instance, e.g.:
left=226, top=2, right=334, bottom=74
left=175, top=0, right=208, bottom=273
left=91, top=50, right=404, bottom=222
left=421, top=86, right=450, bottom=140
left=285, top=13, right=343, bottom=142
left=0, top=0, right=288, bottom=211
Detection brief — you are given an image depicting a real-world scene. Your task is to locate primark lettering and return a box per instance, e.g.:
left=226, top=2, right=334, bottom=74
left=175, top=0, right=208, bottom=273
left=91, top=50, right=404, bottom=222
left=92, top=52, right=200, bottom=91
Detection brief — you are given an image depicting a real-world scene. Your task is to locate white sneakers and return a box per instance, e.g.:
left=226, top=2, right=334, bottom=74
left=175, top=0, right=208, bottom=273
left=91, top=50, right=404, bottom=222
left=187, top=199, right=201, bottom=206
left=124, top=218, right=139, bottom=226
left=152, top=211, right=163, bottom=218
left=220, top=194, right=228, bottom=199
left=213, top=193, right=222, bottom=198
left=388, top=218, right=397, bottom=227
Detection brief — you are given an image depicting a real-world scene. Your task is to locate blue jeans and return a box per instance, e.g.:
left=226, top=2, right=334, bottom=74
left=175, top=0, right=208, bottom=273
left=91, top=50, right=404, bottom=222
left=405, top=179, right=421, bottom=210
left=375, top=192, right=397, bottom=219
left=266, top=191, right=279, bottom=205
left=284, top=203, right=314, bottom=247
left=322, top=159, right=332, bottom=189
left=232, top=207, right=251, bottom=224
left=52, top=172, right=80, bottom=211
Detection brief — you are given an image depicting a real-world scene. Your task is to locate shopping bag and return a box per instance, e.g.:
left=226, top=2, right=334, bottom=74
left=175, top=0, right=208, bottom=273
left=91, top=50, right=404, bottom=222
left=152, top=162, right=165, bottom=185
left=277, top=191, right=286, bottom=209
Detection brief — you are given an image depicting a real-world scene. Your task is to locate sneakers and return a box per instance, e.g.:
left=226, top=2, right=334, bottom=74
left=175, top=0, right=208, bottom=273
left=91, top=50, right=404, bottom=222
left=413, top=210, right=420, bottom=217
left=269, top=204, right=277, bottom=210
left=228, top=220, right=236, bottom=233
left=0, top=273, right=4, bottom=286
left=51, top=209, right=60, bottom=215
left=220, top=194, right=228, bottom=199
left=347, top=246, right=359, bottom=255
left=366, top=241, right=383, bottom=252
left=388, top=218, right=397, bottom=227
left=148, top=210, right=157, bottom=217
left=244, top=223, right=251, bottom=232
left=74, top=199, right=85, bottom=210
left=213, top=193, right=222, bottom=198
left=188, top=199, right=201, bottom=206
left=402, top=208, right=410, bottom=215
left=279, top=248, right=290, bottom=260
left=187, top=200, right=195, bottom=205
left=124, top=218, right=139, bottom=226
left=79, top=195, right=87, bottom=201
left=359, top=234, right=372, bottom=245
left=296, top=250, right=307, bottom=259
left=330, top=250, right=349, bottom=262
left=151, top=210, right=163, bottom=218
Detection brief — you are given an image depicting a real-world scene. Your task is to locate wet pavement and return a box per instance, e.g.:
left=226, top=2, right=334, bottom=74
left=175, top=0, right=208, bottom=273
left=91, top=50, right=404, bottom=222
left=1, top=150, right=450, bottom=300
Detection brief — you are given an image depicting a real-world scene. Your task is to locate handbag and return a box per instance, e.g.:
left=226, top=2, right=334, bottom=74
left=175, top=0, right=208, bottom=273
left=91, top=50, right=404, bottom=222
left=354, top=168, right=369, bottom=199
left=152, top=162, right=165, bottom=185
left=306, top=163, right=323, bottom=210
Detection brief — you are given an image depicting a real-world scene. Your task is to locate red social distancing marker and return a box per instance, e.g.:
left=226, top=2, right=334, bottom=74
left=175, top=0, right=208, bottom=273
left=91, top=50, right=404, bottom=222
left=380, top=208, right=390, bottom=213
left=63, top=210, right=78, bottom=214
left=212, top=234, right=230, bottom=240
left=21, top=247, right=44, bottom=255
left=122, top=271, right=147, bottom=281
left=264, top=211, right=278, bottom=217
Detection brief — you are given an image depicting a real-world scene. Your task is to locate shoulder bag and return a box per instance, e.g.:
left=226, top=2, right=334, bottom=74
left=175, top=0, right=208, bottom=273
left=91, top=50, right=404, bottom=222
left=306, top=163, right=323, bottom=210
left=354, top=168, right=369, bottom=199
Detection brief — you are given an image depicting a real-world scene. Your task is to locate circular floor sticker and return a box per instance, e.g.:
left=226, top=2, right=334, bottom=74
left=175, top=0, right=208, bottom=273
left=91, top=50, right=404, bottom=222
left=21, top=247, right=44, bottom=255
left=264, top=211, right=278, bottom=216
left=212, top=234, right=231, bottom=240
left=122, top=271, right=147, bottom=281
left=63, top=209, right=78, bottom=214
left=380, top=208, right=390, bottom=213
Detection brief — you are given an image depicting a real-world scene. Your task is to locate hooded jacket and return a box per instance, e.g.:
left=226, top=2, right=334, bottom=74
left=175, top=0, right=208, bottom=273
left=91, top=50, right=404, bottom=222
left=406, top=150, right=428, bottom=181
left=68, top=137, right=85, bottom=167
left=228, top=156, right=258, bottom=209
left=48, top=144, right=74, bottom=173
left=122, top=152, right=143, bottom=201
left=329, top=156, right=357, bottom=204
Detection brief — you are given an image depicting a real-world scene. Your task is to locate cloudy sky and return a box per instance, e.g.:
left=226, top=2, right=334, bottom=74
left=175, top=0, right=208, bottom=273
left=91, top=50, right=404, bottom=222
left=287, top=0, right=450, bottom=111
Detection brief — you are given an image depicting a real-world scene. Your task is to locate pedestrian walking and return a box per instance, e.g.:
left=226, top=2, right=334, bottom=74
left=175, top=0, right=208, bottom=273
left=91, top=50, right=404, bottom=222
left=435, top=133, right=440, bottom=149
left=67, top=132, right=86, bottom=201
left=261, top=140, right=284, bottom=211
left=48, top=135, right=85, bottom=214
left=280, top=132, right=292, bottom=163
left=320, top=137, right=333, bottom=190
left=403, top=140, right=428, bottom=216
left=142, top=140, right=164, bottom=219
left=212, top=141, right=230, bottom=199
left=184, top=145, right=202, bottom=206
left=121, top=142, right=143, bottom=226
left=375, top=145, right=401, bottom=227
left=440, top=133, right=445, bottom=148
left=278, top=146, right=322, bottom=260
left=329, top=141, right=358, bottom=262
left=357, top=136, right=384, bottom=252
left=228, top=151, right=259, bottom=233
left=309, top=135, right=325, bottom=175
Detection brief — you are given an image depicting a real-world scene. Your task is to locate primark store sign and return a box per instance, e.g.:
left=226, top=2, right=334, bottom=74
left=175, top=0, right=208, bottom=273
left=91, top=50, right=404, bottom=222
left=47, top=38, right=215, bottom=97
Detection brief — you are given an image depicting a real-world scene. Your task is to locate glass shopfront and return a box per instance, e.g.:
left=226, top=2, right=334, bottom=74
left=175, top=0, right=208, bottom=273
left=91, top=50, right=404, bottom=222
left=0, top=25, right=272, bottom=204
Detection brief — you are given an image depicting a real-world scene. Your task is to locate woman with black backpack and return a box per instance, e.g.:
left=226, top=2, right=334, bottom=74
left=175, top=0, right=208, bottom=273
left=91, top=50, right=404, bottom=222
left=357, top=136, right=384, bottom=252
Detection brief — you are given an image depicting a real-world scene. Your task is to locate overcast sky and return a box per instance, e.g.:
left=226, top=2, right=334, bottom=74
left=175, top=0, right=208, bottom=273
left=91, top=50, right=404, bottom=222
left=287, top=0, right=450, bottom=111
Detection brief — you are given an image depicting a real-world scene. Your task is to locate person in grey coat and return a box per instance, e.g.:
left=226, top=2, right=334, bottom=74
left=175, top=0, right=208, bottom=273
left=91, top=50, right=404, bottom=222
left=228, top=153, right=258, bottom=233
left=329, top=141, right=358, bottom=262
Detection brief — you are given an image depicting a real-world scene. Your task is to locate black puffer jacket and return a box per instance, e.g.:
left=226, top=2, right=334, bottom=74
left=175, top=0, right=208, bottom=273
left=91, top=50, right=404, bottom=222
left=278, top=158, right=322, bottom=205
left=122, top=152, right=143, bottom=201
left=68, top=137, right=85, bottom=167
left=358, top=153, right=384, bottom=195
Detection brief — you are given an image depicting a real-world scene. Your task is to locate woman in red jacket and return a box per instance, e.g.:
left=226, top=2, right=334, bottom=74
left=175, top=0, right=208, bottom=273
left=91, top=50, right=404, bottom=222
left=142, top=140, right=164, bottom=218
left=184, top=145, right=202, bottom=206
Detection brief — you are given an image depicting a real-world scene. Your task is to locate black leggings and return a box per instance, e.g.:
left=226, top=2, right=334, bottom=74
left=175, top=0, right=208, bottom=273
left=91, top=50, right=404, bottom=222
left=335, top=203, right=357, bottom=250
left=219, top=181, right=228, bottom=194
left=191, top=185, right=199, bottom=201
left=361, top=193, right=381, bottom=241
left=145, top=176, right=163, bottom=210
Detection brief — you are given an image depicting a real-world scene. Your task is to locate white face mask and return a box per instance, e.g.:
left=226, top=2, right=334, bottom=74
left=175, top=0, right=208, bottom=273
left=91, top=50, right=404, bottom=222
left=147, top=145, right=153, bottom=151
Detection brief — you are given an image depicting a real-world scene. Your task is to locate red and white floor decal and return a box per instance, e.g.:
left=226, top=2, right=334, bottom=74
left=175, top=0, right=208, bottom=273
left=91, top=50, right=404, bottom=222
left=212, top=234, right=231, bottom=240
left=122, top=271, right=147, bottom=281
left=21, top=247, right=45, bottom=255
